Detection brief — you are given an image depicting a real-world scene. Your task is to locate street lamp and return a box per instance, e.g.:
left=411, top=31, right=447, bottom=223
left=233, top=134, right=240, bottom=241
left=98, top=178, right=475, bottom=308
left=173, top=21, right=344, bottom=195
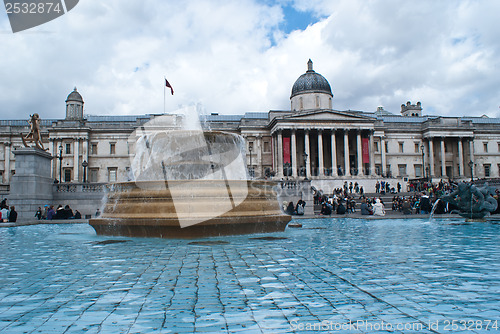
left=420, top=144, right=425, bottom=179
left=303, top=152, right=308, bottom=180
left=248, top=145, right=253, bottom=178
left=82, top=160, right=88, bottom=183
left=58, top=145, right=63, bottom=183
left=468, top=160, right=474, bottom=182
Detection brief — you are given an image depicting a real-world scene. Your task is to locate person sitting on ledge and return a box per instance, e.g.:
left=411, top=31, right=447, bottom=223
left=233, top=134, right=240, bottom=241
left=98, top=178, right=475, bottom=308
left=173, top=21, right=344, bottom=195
left=73, top=210, right=81, bottom=219
left=360, top=198, right=373, bottom=215
left=372, top=198, right=386, bottom=216
left=336, top=201, right=346, bottom=215
left=285, top=202, right=295, bottom=215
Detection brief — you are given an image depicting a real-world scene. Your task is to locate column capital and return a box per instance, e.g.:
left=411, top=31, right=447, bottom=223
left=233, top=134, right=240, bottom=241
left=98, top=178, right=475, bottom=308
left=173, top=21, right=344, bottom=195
left=3, top=142, right=11, bottom=147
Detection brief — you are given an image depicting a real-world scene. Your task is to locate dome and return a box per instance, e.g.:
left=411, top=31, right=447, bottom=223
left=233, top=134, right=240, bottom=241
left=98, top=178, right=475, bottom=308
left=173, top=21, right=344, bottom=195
left=66, top=87, right=83, bottom=103
left=290, top=59, right=332, bottom=99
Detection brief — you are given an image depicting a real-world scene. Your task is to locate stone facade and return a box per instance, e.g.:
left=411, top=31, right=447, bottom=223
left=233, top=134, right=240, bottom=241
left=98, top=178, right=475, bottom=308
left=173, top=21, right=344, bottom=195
left=0, top=61, right=499, bottom=197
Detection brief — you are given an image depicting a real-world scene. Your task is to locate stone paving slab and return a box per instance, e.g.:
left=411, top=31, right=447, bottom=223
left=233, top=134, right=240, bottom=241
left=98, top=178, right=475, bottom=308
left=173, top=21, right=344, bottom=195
left=0, top=219, right=499, bottom=333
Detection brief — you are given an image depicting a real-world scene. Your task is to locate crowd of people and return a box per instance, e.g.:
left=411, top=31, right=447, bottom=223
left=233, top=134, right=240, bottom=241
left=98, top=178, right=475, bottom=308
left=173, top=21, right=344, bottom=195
left=284, top=179, right=500, bottom=217
left=34, top=204, right=82, bottom=220
left=0, top=198, right=17, bottom=222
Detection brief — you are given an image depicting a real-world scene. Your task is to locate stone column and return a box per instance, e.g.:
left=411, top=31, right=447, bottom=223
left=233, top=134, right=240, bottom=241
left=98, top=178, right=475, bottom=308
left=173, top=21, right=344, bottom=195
left=317, top=130, right=324, bottom=176
left=440, top=138, right=446, bottom=177
left=4, top=142, right=11, bottom=184
left=381, top=137, right=386, bottom=176
left=331, top=130, right=337, bottom=177
left=469, top=138, right=474, bottom=166
left=428, top=138, right=435, bottom=177
left=458, top=138, right=464, bottom=177
left=272, top=134, right=277, bottom=174
left=305, top=130, right=311, bottom=178
left=291, top=130, right=297, bottom=178
left=73, top=139, right=80, bottom=182
left=344, top=130, right=350, bottom=177
left=369, top=132, right=375, bottom=176
left=356, top=131, right=363, bottom=176
left=51, top=140, right=57, bottom=180
left=277, top=131, right=283, bottom=178
left=256, top=135, right=262, bottom=178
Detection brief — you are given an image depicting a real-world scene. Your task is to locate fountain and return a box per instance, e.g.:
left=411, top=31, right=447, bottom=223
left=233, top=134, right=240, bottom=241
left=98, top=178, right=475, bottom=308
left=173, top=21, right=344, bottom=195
left=89, top=113, right=290, bottom=238
left=439, top=182, right=498, bottom=220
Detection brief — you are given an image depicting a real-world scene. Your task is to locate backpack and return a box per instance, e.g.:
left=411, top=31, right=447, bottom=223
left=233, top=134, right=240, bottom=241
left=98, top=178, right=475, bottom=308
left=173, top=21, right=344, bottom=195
left=296, top=204, right=304, bottom=215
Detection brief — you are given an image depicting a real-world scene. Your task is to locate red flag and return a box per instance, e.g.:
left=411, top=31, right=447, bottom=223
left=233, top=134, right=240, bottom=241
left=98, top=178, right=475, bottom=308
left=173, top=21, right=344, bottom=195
left=165, top=78, right=174, bottom=95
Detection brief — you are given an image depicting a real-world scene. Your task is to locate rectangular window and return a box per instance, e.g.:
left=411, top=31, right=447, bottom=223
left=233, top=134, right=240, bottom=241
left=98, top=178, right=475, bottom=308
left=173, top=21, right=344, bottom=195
left=498, top=142, right=500, bottom=152
left=385, top=142, right=388, bottom=153
left=415, top=165, right=422, bottom=178
left=91, top=143, right=98, bottom=155
left=398, top=164, right=407, bottom=176
left=374, top=141, right=379, bottom=152
left=110, top=143, right=116, bottom=155
left=484, top=164, right=491, bottom=177
left=65, top=143, right=71, bottom=154
left=399, top=142, right=404, bottom=153
left=414, top=143, right=419, bottom=153
left=484, top=142, right=488, bottom=153
left=263, top=141, right=271, bottom=153
left=108, top=167, right=117, bottom=183
left=64, top=168, right=72, bottom=182
left=89, top=168, right=99, bottom=183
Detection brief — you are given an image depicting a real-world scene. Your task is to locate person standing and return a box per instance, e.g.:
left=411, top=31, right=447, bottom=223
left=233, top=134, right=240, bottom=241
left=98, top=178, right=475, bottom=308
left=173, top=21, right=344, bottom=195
left=8, top=206, right=17, bottom=222
left=35, top=207, right=42, bottom=220
left=0, top=206, right=8, bottom=222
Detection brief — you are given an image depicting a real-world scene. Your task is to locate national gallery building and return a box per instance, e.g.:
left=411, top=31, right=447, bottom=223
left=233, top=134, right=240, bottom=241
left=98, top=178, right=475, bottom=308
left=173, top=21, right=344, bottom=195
left=1, top=60, right=500, bottom=191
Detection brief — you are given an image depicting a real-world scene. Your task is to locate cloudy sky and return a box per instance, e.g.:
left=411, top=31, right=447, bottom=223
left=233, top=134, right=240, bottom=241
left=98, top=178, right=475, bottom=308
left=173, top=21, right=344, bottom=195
left=1, top=0, right=499, bottom=120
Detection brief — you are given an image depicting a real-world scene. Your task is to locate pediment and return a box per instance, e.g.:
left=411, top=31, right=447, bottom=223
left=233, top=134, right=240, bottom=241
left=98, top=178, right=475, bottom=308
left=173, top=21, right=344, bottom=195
left=282, top=110, right=374, bottom=122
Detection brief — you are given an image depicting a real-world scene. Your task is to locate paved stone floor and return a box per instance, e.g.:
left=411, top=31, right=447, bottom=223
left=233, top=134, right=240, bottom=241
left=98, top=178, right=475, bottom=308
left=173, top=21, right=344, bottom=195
left=0, top=218, right=499, bottom=333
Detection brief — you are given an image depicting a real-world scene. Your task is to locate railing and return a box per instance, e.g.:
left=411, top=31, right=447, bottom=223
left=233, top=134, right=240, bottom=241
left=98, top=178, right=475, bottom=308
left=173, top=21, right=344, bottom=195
left=54, top=183, right=108, bottom=193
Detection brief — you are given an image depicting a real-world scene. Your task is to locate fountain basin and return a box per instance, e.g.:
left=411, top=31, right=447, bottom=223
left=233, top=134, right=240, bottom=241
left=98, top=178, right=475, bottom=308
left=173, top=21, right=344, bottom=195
left=90, top=180, right=291, bottom=238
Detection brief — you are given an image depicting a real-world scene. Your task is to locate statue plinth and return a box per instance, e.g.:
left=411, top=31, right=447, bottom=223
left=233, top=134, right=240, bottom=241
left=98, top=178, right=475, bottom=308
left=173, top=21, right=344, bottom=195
left=9, top=148, right=54, bottom=221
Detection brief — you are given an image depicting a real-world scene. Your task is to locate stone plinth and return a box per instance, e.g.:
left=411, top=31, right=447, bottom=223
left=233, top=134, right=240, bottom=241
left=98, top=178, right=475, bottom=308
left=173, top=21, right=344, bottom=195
left=9, top=148, right=53, bottom=221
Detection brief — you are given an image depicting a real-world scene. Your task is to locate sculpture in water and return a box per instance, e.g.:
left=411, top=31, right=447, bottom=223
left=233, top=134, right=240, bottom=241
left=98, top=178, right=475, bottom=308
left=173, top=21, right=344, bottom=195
left=440, top=182, right=498, bottom=219
left=90, top=111, right=290, bottom=238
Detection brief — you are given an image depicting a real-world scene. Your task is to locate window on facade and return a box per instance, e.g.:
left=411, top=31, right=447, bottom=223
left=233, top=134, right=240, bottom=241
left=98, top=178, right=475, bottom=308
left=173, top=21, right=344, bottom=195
left=385, top=142, right=388, bottom=153
left=65, top=143, right=71, bottom=154
left=315, top=95, right=320, bottom=108
left=484, top=142, right=488, bottom=152
left=414, top=143, right=419, bottom=153
left=484, top=164, right=491, bottom=177
left=374, top=142, right=379, bottom=152
left=64, top=168, right=72, bottom=182
left=415, top=165, right=422, bottom=178
left=299, top=97, right=303, bottom=110
left=398, top=164, right=407, bottom=176
left=0, top=171, right=3, bottom=183
left=91, top=143, right=98, bottom=155
left=89, top=168, right=99, bottom=183
left=399, top=142, right=404, bottom=153
left=263, top=141, right=270, bottom=153
left=108, top=168, right=117, bottom=183
left=110, top=143, right=116, bottom=155
left=248, top=142, right=254, bottom=152
left=498, top=142, right=500, bottom=152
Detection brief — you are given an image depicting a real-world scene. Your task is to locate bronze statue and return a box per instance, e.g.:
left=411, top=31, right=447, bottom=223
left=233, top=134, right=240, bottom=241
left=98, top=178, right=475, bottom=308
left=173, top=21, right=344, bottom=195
left=440, top=182, right=498, bottom=219
left=21, top=113, right=47, bottom=150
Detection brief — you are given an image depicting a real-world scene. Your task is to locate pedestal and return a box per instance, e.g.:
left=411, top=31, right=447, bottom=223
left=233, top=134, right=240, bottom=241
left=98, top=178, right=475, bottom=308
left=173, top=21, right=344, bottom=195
left=9, top=148, right=53, bottom=221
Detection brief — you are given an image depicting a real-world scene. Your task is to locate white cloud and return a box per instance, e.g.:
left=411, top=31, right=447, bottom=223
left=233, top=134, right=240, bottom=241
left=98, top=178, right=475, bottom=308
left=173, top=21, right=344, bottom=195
left=0, top=0, right=499, bottom=120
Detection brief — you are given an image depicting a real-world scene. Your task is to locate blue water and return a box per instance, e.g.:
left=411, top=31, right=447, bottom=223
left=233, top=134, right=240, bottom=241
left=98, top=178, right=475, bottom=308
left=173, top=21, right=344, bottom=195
left=0, top=218, right=499, bottom=333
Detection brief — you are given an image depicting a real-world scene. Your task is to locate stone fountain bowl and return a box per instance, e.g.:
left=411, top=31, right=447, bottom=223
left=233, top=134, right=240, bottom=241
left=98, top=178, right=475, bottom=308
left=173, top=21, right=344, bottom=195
left=90, top=180, right=291, bottom=238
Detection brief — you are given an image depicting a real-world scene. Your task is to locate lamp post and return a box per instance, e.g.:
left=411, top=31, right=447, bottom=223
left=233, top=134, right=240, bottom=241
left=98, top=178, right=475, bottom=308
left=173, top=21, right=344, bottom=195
left=420, top=144, right=425, bottom=180
left=303, top=152, right=308, bottom=180
left=248, top=145, right=253, bottom=178
left=58, top=145, right=63, bottom=183
left=468, top=160, right=474, bottom=182
left=82, top=160, right=88, bottom=183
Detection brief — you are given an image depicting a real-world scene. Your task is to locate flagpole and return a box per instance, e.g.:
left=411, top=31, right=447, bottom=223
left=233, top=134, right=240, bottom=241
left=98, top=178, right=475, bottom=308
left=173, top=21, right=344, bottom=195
left=163, top=76, right=166, bottom=114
